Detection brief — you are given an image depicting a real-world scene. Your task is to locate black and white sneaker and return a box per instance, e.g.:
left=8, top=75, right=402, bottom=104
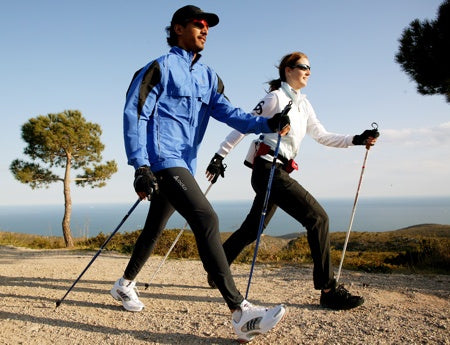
left=320, top=284, right=364, bottom=310
left=232, top=300, right=286, bottom=343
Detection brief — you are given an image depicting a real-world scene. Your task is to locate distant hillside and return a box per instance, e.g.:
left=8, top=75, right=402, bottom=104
left=389, top=223, right=450, bottom=237
left=276, top=232, right=303, bottom=240
left=257, top=224, right=450, bottom=253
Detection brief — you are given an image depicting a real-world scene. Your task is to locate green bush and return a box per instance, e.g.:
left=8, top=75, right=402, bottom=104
left=0, top=231, right=65, bottom=248
left=277, top=235, right=313, bottom=263
left=385, top=238, right=450, bottom=273
left=153, top=229, right=199, bottom=259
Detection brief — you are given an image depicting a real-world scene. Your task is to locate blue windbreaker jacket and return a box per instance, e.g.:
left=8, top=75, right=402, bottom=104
left=123, top=46, right=271, bottom=174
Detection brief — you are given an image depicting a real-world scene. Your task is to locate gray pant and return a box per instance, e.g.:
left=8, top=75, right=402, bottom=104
left=222, top=156, right=336, bottom=290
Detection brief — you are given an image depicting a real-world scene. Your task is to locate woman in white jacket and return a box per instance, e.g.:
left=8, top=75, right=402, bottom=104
left=206, top=51, right=379, bottom=310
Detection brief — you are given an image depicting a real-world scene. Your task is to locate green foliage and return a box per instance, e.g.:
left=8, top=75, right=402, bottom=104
left=76, top=161, right=119, bottom=188
left=153, top=229, right=200, bottom=259
left=330, top=250, right=395, bottom=274
left=277, top=235, right=313, bottom=264
left=9, top=160, right=59, bottom=189
left=21, top=110, right=103, bottom=167
left=1, top=224, right=449, bottom=274
left=80, top=231, right=141, bottom=254
left=10, top=110, right=118, bottom=188
left=0, top=231, right=66, bottom=249
left=234, top=245, right=283, bottom=264
left=78, top=229, right=200, bottom=258
left=385, top=238, right=450, bottom=273
left=329, top=225, right=450, bottom=274
left=395, top=0, right=450, bottom=102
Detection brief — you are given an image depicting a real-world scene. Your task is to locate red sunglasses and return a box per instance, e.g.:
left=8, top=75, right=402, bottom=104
left=191, top=19, right=209, bottom=30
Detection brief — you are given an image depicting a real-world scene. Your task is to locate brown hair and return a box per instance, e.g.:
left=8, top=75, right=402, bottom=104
left=268, top=52, right=309, bottom=91
left=166, top=23, right=185, bottom=47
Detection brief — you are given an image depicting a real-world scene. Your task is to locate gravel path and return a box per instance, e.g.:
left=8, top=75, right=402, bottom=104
left=0, top=246, right=448, bottom=344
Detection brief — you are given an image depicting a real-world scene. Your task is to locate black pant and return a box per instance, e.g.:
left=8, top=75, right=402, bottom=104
left=123, top=167, right=244, bottom=309
left=222, top=157, right=335, bottom=290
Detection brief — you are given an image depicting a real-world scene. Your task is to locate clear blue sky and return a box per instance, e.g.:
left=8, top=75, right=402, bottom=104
left=1, top=0, right=448, bottom=206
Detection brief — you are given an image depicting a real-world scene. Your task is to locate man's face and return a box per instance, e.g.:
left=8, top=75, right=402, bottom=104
left=175, top=19, right=209, bottom=53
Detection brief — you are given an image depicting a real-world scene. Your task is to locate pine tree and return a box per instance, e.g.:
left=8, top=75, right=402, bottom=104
left=10, top=110, right=118, bottom=247
left=395, top=0, right=450, bottom=102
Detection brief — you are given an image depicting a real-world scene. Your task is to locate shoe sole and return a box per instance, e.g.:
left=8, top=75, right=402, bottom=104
left=110, top=289, right=144, bottom=312
left=238, top=332, right=259, bottom=344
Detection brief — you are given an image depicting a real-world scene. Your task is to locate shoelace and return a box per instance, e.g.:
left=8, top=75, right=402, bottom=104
left=242, top=303, right=267, bottom=313
left=125, top=281, right=141, bottom=299
left=335, top=285, right=352, bottom=299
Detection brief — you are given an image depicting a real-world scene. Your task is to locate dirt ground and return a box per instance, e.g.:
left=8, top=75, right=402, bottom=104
left=0, top=245, right=448, bottom=345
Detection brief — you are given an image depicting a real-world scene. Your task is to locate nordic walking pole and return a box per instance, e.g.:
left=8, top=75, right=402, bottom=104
left=336, top=123, right=379, bottom=282
left=55, top=198, right=142, bottom=308
left=145, top=182, right=214, bottom=289
left=245, top=101, right=292, bottom=299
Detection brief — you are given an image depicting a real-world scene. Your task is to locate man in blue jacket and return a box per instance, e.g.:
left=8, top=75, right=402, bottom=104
left=110, top=5, right=289, bottom=343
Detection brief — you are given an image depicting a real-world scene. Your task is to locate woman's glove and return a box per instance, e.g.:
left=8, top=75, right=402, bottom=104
left=206, top=154, right=226, bottom=183
left=352, top=129, right=380, bottom=146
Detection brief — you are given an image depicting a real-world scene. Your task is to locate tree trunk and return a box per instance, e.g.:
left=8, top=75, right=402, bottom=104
left=62, top=154, right=74, bottom=248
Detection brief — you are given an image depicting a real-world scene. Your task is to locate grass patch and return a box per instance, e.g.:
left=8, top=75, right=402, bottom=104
left=0, top=231, right=66, bottom=249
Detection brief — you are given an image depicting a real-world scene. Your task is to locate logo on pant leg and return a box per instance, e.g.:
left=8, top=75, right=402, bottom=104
left=173, top=175, right=188, bottom=190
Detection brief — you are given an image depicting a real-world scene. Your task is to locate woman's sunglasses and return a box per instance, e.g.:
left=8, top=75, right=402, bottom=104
left=291, top=63, right=311, bottom=71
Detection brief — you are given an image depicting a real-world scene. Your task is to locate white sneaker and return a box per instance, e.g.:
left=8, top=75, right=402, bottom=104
left=232, top=299, right=286, bottom=343
left=110, top=277, right=145, bottom=312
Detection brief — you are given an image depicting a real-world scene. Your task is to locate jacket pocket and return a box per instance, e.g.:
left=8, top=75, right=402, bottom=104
left=166, top=72, right=209, bottom=126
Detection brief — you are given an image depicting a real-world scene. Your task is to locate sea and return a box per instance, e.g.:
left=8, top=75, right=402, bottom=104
left=0, top=197, right=449, bottom=239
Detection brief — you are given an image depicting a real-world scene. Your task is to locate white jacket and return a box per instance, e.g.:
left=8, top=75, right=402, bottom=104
left=216, top=82, right=354, bottom=164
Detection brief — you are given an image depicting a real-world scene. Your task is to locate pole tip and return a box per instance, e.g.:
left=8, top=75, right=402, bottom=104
left=55, top=300, right=61, bottom=308
left=144, top=283, right=149, bottom=290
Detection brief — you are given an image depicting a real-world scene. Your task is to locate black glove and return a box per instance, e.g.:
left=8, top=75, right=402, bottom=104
left=267, top=101, right=292, bottom=132
left=352, top=128, right=380, bottom=145
left=134, top=165, right=158, bottom=199
left=207, top=153, right=226, bottom=183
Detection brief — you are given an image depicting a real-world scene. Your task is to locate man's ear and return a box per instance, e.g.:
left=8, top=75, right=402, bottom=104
left=173, top=23, right=184, bottom=35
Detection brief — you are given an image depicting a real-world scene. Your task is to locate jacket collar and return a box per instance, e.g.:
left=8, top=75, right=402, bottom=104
left=281, top=81, right=306, bottom=108
left=170, top=46, right=202, bottom=67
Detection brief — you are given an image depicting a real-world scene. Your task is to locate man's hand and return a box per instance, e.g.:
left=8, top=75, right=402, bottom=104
left=134, top=166, right=158, bottom=200
left=352, top=128, right=380, bottom=147
left=205, top=153, right=226, bottom=183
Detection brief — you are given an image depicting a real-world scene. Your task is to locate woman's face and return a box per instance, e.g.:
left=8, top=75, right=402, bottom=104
left=285, top=57, right=311, bottom=90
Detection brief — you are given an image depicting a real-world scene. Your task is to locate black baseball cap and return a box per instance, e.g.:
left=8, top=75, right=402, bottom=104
left=171, top=5, right=219, bottom=27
